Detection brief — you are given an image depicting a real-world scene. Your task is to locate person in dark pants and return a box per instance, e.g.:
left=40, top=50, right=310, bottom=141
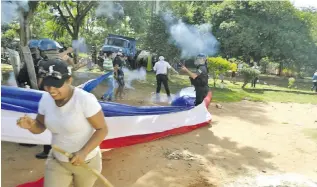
left=251, top=77, right=258, bottom=87
left=251, top=63, right=259, bottom=88
left=311, top=70, right=317, bottom=92
left=153, top=56, right=178, bottom=99
left=181, top=53, right=209, bottom=106
left=113, top=51, right=125, bottom=100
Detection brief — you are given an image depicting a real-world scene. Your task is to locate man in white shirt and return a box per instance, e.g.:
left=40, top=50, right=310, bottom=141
left=153, top=56, right=178, bottom=97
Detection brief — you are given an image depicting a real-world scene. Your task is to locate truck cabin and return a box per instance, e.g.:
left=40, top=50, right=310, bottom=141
left=105, top=37, right=131, bottom=49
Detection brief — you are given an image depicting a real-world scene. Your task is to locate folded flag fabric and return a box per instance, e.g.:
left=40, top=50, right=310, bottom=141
left=1, top=86, right=212, bottom=187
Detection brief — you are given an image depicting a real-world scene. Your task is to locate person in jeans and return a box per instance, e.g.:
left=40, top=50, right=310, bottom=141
left=153, top=56, right=178, bottom=99
left=17, top=59, right=108, bottom=187
left=113, top=52, right=125, bottom=100
left=101, top=52, right=115, bottom=101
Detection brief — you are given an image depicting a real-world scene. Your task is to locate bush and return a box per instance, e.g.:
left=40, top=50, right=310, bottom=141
left=288, top=77, right=296, bottom=88
left=207, top=57, right=232, bottom=87
left=240, top=67, right=261, bottom=88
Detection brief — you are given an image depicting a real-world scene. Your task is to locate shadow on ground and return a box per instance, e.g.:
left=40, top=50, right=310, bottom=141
left=209, top=101, right=274, bottom=126
left=96, top=125, right=275, bottom=187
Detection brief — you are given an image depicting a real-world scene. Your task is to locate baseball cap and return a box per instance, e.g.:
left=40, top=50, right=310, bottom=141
left=39, top=59, right=72, bottom=88
left=159, top=56, right=164, bottom=60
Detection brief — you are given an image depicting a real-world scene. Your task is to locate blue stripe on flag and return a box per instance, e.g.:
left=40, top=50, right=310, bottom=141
left=1, top=85, right=193, bottom=117
left=82, top=72, right=113, bottom=92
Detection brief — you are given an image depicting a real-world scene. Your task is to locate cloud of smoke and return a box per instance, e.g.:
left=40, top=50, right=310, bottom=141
left=1, top=0, right=29, bottom=25
left=162, top=11, right=219, bottom=58
left=121, top=67, right=147, bottom=89
left=95, top=1, right=124, bottom=19
left=72, top=37, right=88, bottom=54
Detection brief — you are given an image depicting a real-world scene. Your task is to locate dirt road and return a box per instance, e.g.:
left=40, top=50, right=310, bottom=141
left=2, top=101, right=317, bottom=187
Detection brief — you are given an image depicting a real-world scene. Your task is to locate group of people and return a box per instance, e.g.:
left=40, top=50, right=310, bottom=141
left=153, top=54, right=210, bottom=106
left=16, top=39, right=108, bottom=187
left=100, top=49, right=127, bottom=101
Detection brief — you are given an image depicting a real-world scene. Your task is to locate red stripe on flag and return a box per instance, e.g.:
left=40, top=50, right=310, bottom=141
left=17, top=177, right=44, bottom=187
left=16, top=120, right=211, bottom=187
left=100, top=121, right=210, bottom=149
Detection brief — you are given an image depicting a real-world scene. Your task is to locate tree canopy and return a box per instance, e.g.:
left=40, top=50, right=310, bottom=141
left=1, top=0, right=316, bottom=74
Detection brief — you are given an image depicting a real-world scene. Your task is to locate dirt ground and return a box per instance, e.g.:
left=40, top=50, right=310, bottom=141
left=2, top=100, right=317, bottom=187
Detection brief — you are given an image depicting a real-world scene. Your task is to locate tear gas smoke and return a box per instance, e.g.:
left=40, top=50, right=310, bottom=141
left=95, top=1, right=124, bottom=19
left=162, top=11, right=219, bottom=58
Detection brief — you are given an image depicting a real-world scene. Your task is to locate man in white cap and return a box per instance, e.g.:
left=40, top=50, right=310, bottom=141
left=153, top=56, right=178, bottom=98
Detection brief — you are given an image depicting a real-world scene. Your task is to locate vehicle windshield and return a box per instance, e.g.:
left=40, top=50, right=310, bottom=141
left=105, top=38, right=128, bottom=48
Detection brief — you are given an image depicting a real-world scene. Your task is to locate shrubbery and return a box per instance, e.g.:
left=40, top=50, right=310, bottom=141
left=240, top=67, right=261, bottom=88
left=288, top=77, right=296, bottom=88
left=207, top=57, right=232, bottom=87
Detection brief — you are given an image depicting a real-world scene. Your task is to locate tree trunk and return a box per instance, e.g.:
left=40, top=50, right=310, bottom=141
left=72, top=23, right=80, bottom=64
left=19, top=10, right=32, bottom=47
left=21, top=46, right=39, bottom=89
left=278, top=61, right=283, bottom=76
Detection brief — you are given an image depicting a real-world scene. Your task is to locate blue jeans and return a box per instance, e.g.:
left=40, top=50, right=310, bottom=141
left=103, top=76, right=115, bottom=100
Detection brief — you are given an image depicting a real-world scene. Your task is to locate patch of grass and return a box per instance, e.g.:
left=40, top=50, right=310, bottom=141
left=302, top=128, right=317, bottom=142
left=78, top=53, right=89, bottom=58
left=1, top=64, right=13, bottom=72
left=167, top=74, right=317, bottom=104
left=4, top=64, right=316, bottom=104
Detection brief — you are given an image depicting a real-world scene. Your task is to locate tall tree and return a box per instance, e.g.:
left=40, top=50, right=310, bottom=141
left=51, top=1, right=96, bottom=41
left=211, top=1, right=317, bottom=75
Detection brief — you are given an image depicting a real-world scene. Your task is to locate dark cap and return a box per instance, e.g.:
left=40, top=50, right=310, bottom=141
left=40, top=59, right=72, bottom=88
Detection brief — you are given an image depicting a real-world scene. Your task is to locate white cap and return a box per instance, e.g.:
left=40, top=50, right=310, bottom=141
left=159, top=56, right=164, bottom=61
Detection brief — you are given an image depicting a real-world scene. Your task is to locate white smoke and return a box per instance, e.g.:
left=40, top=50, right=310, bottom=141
left=162, top=11, right=219, bottom=58
left=224, top=173, right=317, bottom=187
left=121, top=67, right=146, bottom=89
left=72, top=37, right=88, bottom=54
left=95, top=1, right=124, bottom=19
left=1, top=0, right=29, bottom=25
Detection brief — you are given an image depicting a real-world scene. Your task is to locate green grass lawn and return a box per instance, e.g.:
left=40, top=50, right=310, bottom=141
left=302, top=128, right=317, bottom=142
left=2, top=64, right=316, bottom=104
left=148, top=73, right=317, bottom=104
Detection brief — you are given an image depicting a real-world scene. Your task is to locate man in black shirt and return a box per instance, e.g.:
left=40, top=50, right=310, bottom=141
left=181, top=54, right=209, bottom=106
left=113, top=51, right=125, bottom=100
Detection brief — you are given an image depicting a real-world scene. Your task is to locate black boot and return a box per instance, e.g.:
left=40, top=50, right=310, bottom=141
left=35, top=151, right=48, bottom=159
left=35, top=145, right=51, bottom=159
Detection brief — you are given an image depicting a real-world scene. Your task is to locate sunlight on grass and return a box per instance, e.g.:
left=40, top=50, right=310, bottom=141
left=1, top=64, right=13, bottom=72
left=302, top=128, right=317, bottom=142
left=167, top=74, right=317, bottom=104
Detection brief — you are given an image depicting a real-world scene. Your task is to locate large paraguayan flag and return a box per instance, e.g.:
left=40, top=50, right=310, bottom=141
left=1, top=78, right=212, bottom=187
